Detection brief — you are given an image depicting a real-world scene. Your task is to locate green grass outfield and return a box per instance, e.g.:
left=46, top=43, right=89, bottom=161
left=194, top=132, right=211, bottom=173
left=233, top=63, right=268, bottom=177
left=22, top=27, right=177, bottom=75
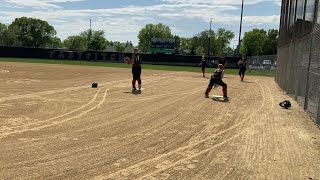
left=0, top=58, right=275, bottom=77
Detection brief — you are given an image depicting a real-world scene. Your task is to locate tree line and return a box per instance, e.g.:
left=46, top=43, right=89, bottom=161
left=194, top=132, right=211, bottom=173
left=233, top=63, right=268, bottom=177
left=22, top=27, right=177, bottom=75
left=0, top=17, right=278, bottom=56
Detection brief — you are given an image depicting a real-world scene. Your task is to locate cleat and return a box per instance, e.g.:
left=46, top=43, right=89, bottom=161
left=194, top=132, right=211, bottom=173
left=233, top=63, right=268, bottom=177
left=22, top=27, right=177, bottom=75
left=205, top=94, right=209, bottom=98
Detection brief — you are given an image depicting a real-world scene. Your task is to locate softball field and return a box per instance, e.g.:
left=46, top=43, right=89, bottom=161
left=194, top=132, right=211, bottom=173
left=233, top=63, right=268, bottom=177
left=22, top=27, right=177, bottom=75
left=0, top=62, right=319, bottom=179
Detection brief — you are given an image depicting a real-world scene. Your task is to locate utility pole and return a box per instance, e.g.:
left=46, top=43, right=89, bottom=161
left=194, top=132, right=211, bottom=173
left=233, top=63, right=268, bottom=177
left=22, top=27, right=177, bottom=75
left=88, top=18, right=92, bottom=50
left=238, top=0, right=244, bottom=56
left=208, top=18, right=213, bottom=57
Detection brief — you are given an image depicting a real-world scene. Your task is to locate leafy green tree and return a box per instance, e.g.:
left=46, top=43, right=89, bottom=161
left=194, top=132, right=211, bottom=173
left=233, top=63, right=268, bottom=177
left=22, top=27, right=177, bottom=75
left=2, top=30, right=17, bottom=46
left=0, top=23, right=6, bottom=36
left=195, top=46, right=205, bottom=56
left=49, top=37, right=62, bottom=48
left=224, top=47, right=235, bottom=56
left=174, top=35, right=181, bottom=49
left=180, top=37, right=193, bottom=50
left=190, top=45, right=196, bottom=55
left=64, top=29, right=108, bottom=51
left=114, top=42, right=125, bottom=52
left=87, top=30, right=108, bottom=51
left=214, top=28, right=235, bottom=56
left=181, top=28, right=234, bottom=56
left=138, top=23, right=173, bottom=52
left=240, top=29, right=279, bottom=56
left=0, top=22, right=18, bottom=46
left=63, top=35, right=86, bottom=50
left=9, top=17, right=56, bottom=47
left=263, top=29, right=278, bottom=55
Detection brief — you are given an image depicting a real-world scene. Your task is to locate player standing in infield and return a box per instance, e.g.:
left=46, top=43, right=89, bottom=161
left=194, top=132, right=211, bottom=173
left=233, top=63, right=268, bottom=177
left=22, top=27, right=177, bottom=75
left=238, top=57, right=247, bottom=81
left=204, top=64, right=228, bottom=100
left=199, top=56, right=207, bottom=77
left=125, top=48, right=142, bottom=91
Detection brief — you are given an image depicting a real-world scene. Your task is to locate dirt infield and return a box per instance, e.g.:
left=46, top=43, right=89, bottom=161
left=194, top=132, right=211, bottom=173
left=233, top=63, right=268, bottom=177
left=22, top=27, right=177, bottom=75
left=0, top=62, right=319, bottom=180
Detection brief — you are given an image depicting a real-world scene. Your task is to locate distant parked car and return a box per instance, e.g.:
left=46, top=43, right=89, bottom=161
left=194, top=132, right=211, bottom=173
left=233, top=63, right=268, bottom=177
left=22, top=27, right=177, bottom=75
left=262, top=60, right=272, bottom=69
left=211, top=59, right=219, bottom=68
left=252, top=60, right=261, bottom=67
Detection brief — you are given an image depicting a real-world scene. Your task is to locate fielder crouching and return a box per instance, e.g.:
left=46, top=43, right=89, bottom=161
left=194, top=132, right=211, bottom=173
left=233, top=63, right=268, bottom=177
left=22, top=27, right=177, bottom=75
left=204, top=64, right=228, bottom=100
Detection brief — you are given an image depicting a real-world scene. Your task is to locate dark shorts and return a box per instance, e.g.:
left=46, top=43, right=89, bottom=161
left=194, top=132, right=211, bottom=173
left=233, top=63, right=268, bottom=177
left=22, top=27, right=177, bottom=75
left=209, top=78, right=226, bottom=87
left=239, top=67, right=246, bottom=75
left=202, top=66, right=206, bottom=71
left=132, top=66, right=141, bottom=79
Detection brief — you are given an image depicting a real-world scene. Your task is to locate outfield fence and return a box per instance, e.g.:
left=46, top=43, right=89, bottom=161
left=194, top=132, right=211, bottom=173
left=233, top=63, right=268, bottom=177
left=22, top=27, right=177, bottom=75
left=276, top=0, right=320, bottom=125
left=0, top=46, right=240, bottom=68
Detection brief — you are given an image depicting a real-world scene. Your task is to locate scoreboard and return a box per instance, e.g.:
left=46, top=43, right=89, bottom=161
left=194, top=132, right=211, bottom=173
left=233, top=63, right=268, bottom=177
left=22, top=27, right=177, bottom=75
left=150, top=38, right=175, bottom=54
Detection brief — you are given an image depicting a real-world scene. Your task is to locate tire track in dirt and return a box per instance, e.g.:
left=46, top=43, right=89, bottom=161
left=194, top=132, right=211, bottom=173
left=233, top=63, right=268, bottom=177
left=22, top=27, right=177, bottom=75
left=260, top=82, right=304, bottom=178
left=0, top=75, right=171, bottom=136
left=0, top=88, right=102, bottom=133
left=235, top=81, right=286, bottom=179
left=0, top=79, right=203, bottom=156
left=0, top=89, right=108, bottom=139
left=0, top=75, right=168, bottom=103
left=8, top=88, right=205, bottom=165
left=71, top=92, right=209, bottom=177
left=137, top=80, right=268, bottom=179
left=185, top=80, right=260, bottom=178
left=0, top=78, right=207, bottom=172
left=99, top=80, right=267, bottom=179
left=0, top=79, right=203, bottom=152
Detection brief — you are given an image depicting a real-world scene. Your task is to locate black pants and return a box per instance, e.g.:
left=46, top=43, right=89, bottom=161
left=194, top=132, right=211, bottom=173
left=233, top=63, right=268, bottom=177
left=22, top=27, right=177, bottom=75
left=132, top=66, right=141, bottom=80
left=205, top=78, right=227, bottom=97
left=239, top=68, right=246, bottom=76
left=208, top=78, right=226, bottom=87
left=132, top=66, right=141, bottom=87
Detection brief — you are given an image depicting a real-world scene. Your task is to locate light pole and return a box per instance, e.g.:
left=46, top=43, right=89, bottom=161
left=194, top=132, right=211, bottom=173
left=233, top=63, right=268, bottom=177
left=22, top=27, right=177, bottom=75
left=238, top=0, right=244, bottom=56
left=208, top=18, right=213, bottom=57
left=88, top=17, right=92, bottom=50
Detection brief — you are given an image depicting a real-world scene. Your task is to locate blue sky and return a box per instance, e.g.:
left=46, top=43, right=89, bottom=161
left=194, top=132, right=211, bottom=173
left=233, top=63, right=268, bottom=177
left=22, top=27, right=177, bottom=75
left=0, top=0, right=281, bottom=48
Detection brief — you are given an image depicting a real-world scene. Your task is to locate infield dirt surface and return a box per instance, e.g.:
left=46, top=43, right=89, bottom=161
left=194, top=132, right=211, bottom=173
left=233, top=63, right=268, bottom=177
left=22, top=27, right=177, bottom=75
left=0, top=62, right=319, bottom=180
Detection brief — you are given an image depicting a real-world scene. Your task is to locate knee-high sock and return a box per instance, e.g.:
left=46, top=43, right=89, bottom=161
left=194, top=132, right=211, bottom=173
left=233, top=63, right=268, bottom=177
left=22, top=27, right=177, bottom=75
left=132, top=79, right=136, bottom=88
left=222, top=84, right=227, bottom=97
left=205, top=86, right=212, bottom=95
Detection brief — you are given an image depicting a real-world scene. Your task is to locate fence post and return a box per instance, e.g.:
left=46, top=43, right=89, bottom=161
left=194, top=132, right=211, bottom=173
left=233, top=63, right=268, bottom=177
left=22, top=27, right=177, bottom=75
left=317, top=97, right=320, bottom=125
left=294, top=40, right=301, bottom=101
left=304, top=34, right=313, bottom=111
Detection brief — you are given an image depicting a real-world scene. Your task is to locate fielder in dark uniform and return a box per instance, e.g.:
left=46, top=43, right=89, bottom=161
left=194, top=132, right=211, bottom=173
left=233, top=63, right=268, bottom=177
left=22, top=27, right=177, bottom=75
left=199, top=56, right=207, bottom=77
left=238, top=57, right=247, bottom=81
left=204, top=64, right=228, bottom=100
left=218, top=54, right=228, bottom=69
left=126, top=48, right=142, bottom=91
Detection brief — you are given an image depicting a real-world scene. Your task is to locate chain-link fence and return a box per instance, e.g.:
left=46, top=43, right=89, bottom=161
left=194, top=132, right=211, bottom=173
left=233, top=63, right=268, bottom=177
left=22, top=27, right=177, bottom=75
left=246, top=55, right=277, bottom=76
left=246, top=55, right=277, bottom=68
left=276, top=0, right=320, bottom=125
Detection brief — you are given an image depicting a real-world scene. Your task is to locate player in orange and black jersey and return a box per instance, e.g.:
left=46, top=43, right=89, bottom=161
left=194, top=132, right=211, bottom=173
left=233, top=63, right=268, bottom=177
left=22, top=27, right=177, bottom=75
left=204, top=64, right=228, bottom=100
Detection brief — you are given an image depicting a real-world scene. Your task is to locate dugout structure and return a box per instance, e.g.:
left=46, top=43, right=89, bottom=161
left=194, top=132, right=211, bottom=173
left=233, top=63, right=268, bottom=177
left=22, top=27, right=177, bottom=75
left=276, top=0, right=320, bottom=125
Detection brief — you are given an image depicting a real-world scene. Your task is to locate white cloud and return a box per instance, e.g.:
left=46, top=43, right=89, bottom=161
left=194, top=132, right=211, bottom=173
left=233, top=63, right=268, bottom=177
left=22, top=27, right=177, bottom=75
left=3, top=0, right=85, bottom=9
left=0, top=0, right=280, bottom=45
left=158, top=0, right=281, bottom=6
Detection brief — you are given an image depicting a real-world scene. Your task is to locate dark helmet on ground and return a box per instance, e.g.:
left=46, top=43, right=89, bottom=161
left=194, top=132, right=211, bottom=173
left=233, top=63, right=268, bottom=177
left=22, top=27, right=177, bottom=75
left=279, top=100, right=291, bottom=109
